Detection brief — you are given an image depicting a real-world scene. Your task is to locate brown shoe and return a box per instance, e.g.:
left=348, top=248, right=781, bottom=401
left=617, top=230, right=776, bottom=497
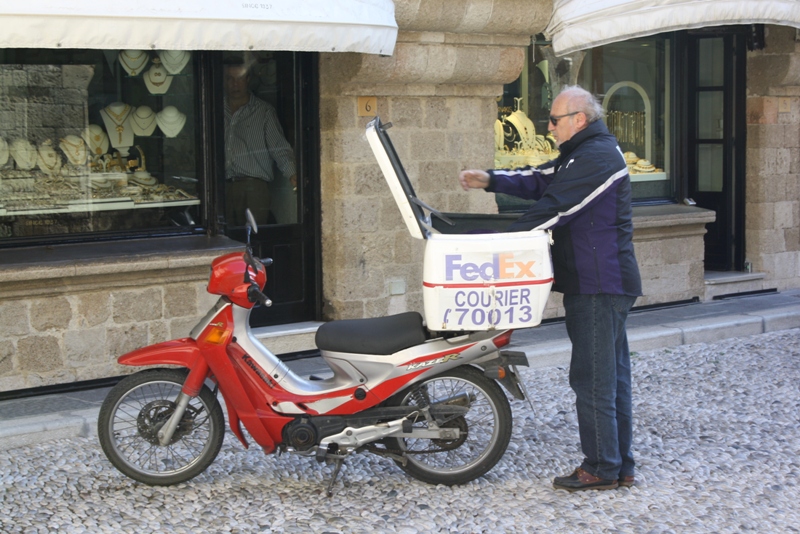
left=618, top=475, right=635, bottom=488
left=553, top=468, right=619, bottom=492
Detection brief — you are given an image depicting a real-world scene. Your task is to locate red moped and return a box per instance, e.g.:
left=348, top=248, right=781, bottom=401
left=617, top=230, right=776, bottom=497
left=98, top=117, right=549, bottom=496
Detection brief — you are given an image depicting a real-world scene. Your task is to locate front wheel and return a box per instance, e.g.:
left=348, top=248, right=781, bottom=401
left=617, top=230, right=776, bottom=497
left=385, top=366, right=512, bottom=485
left=98, top=368, right=225, bottom=486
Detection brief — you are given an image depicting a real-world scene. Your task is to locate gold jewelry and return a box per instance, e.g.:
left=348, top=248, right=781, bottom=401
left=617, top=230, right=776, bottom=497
left=37, top=142, right=61, bottom=173
left=59, top=137, right=85, bottom=158
left=118, top=50, right=148, bottom=76
left=102, top=104, right=132, bottom=144
left=130, top=107, right=157, bottom=136
left=146, top=68, right=167, bottom=87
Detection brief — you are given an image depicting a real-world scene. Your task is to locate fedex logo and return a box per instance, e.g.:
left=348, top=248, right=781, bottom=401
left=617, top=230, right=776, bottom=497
left=445, top=253, right=535, bottom=282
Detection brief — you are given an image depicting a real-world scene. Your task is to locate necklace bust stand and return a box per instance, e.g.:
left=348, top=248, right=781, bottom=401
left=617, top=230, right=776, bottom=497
left=157, top=50, right=191, bottom=75
left=59, top=134, right=88, bottom=165
left=37, top=140, right=63, bottom=176
left=9, top=138, right=37, bottom=170
left=130, top=106, right=158, bottom=136
left=0, top=137, right=9, bottom=166
left=83, top=124, right=110, bottom=157
left=100, top=102, right=134, bottom=156
left=156, top=106, right=187, bottom=138
left=118, top=50, right=149, bottom=76
left=144, top=58, right=173, bottom=95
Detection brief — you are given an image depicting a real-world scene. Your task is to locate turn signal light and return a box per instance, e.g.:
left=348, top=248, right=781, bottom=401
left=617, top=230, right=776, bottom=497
left=203, top=326, right=230, bottom=345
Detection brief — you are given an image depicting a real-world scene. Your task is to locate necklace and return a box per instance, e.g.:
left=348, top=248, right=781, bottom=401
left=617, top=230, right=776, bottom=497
left=146, top=68, right=167, bottom=86
left=144, top=62, right=173, bottom=95
left=83, top=125, right=109, bottom=155
left=59, top=135, right=87, bottom=164
left=156, top=106, right=186, bottom=138
left=130, top=106, right=157, bottom=136
left=37, top=142, right=61, bottom=173
left=158, top=50, right=190, bottom=74
left=102, top=104, right=133, bottom=144
left=118, top=50, right=149, bottom=76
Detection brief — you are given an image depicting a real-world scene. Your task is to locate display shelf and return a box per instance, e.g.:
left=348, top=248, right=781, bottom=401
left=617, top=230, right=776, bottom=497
left=0, top=197, right=198, bottom=217
left=629, top=171, right=667, bottom=182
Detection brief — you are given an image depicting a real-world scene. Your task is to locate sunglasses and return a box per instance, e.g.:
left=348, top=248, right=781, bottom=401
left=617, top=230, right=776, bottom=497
left=549, top=111, right=580, bottom=126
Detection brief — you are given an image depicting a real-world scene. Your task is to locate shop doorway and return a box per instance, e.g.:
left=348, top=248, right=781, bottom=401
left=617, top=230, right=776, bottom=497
left=219, top=52, right=320, bottom=326
left=685, top=31, right=747, bottom=271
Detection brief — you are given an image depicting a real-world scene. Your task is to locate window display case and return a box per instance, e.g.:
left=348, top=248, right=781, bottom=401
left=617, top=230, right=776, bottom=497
left=0, top=49, right=200, bottom=240
left=495, top=34, right=675, bottom=207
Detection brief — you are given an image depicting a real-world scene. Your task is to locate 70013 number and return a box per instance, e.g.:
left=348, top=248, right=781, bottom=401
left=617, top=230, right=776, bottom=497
left=442, top=305, right=533, bottom=327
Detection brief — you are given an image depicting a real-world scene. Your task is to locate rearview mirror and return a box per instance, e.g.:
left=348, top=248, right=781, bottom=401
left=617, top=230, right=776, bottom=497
left=245, top=209, right=258, bottom=235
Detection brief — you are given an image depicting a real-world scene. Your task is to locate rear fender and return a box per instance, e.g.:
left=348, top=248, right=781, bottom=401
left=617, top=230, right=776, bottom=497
left=118, top=338, right=203, bottom=368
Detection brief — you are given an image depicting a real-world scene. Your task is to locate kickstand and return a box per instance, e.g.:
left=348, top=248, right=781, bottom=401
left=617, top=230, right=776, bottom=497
left=326, top=457, right=345, bottom=497
left=512, top=364, right=536, bottom=417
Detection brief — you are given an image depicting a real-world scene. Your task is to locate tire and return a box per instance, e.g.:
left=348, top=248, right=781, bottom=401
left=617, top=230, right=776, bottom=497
left=98, top=368, right=225, bottom=486
left=385, top=366, right=512, bottom=485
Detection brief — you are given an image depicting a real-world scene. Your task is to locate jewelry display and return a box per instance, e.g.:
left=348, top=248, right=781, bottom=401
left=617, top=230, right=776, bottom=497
left=83, top=124, right=110, bottom=156
left=633, top=159, right=656, bottom=173
left=9, top=138, right=37, bottom=170
left=36, top=140, right=63, bottom=176
left=130, top=106, right=157, bottom=136
left=157, top=50, right=191, bottom=75
left=59, top=135, right=88, bottom=165
left=494, top=98, right=559, bottom=170
left=100, top=102, right=134, bottom=152
left=118, top=50, right=149, bottom=76
left=607, top=110, right=646, bottom=148
left=156, top=106, right=187, bottom=138
left=143, top=58, right=173, bottom=95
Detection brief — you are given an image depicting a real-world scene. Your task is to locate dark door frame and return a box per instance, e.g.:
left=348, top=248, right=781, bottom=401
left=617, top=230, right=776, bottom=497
left=678, top=28, right=747, bottom=272
left=205, top=51, right=322, bottom=326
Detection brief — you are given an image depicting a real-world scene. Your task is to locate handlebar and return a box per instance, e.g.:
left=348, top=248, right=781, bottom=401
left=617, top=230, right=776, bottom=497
left=242, top=248, right=273, bottom=307
left=247, top=283, right=273, bottom=307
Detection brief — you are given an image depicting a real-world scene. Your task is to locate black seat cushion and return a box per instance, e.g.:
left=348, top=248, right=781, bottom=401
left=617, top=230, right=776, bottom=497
left=315, top=312, right=427, bottom=355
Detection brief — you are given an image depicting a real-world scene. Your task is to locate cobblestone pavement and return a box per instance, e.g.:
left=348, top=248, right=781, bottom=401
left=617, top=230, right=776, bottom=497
left=2, top=329, right=799, bottom=533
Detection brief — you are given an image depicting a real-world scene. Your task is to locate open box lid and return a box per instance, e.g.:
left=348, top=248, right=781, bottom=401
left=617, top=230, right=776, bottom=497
left=366, top=116, right=452, bottom=240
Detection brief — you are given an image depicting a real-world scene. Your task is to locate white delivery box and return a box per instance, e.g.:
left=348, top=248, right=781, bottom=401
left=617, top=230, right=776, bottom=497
left=365, top=116, right=553, bottom=332
left=422, top=231, right=552, bottom=331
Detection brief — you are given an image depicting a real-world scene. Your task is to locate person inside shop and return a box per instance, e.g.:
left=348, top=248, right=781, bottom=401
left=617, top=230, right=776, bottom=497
left=458, top=85, right=642, bottom=492
left=224, top=59, right=297, bottom=226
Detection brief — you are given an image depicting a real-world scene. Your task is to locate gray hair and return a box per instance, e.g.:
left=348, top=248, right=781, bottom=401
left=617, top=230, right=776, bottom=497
left=558, top=85, right=605, bottom=123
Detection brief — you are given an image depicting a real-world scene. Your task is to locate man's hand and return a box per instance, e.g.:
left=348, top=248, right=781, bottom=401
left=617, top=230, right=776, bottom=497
left=289, top=174, right=297, bottom=191
left=458, top=169, right=490, bottom=191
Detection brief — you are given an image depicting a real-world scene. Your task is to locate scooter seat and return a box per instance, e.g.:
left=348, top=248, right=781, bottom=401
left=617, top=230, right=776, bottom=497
left=315, top=312, right=427, bottom=355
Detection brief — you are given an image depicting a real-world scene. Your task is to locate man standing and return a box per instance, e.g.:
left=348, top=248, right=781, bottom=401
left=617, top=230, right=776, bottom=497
left=459, top=86, right=642, bottom=491
left=224, top=61, right=297, bottom=226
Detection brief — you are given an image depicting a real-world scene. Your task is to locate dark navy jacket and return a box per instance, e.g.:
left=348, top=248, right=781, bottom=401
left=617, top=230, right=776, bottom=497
left=487, top=120, right=642, bottom=297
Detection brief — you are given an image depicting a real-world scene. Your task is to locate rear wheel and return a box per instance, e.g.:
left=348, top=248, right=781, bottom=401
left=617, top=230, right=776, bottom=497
left=385, top=366, right=512, bottom=485
left=98, top=368, right=224, bottom=486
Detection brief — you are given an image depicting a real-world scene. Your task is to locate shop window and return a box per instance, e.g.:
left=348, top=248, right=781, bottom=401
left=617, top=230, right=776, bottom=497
left=495, top=35, right=675, bottom=211
left=0, top=49, right=201, bottom=245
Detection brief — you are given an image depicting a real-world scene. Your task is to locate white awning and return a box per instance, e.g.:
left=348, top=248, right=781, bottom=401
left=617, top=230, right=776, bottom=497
left=546, top=0, right=800, bottom=56
left=0, top=0, right=397, bottom=55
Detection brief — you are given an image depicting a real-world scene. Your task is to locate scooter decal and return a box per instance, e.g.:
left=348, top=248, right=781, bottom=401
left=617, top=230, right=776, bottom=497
left=242, top=354, right=276, bottom=388
left=407, top=352, right=461, bottom=371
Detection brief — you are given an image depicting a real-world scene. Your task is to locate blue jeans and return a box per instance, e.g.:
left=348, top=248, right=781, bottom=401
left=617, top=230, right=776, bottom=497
left=563, top=293, right=637, bottom=481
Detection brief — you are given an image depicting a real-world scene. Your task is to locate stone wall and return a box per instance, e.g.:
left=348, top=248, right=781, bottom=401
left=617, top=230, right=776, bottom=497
left=746, top=25, right=800, bottom=291
left=0, top=248, right=224, bottom=391
left=318, top=0, right=553, bottom=320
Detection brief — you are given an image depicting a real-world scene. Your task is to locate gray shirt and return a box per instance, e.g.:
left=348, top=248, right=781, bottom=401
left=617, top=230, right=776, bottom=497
left=224, top=94, right=296, bottom=181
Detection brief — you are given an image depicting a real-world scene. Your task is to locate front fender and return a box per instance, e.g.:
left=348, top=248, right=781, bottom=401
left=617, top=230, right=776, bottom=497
left=118, top=338, right=203, bottom=368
